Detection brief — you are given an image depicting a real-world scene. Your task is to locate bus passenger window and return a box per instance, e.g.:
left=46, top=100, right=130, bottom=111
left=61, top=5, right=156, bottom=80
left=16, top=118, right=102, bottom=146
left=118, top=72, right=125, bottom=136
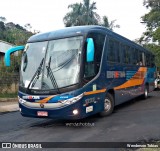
left=151, top=55, right=155, bottom=67
left=115, top=41, right=120, bottom=63
left=137, top=52, right=144, bottom=66
left=130, top=48, right=134, bottom=65
left=132, top=49, right=137, bottom=65
left=107, top=39, right=115, bottom=62
left=126, top=46, right=130, bottom=64
left=121, top=45, right=129, bottom=64
left=146, top=54, right=150, bottom=67
left=135, top=49, right=140, bottom=66
left=136, top=51, right=146, bottom=66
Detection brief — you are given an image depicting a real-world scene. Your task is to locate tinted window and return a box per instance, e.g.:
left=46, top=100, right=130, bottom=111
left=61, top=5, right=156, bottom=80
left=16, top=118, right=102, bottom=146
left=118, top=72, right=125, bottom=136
left=130, top=47, right=135, bottom=65
left=88, top=33, right=105, bottom=63
left=115, top=41, right=120, bottom=63
left=135, top=49, right=139, bottom=65
left=107, top=39, right=115, bottom=62
left=139, top=51, right=143, bottom=65
left=121, top=44, right=127, bottom=64
left=125, top=46, right=131, bottom=64
left=85, top=32, right=105, bottom=78
left=146, top=54, right=150, bottom=67
left=151, top=55, right=155, bottom=67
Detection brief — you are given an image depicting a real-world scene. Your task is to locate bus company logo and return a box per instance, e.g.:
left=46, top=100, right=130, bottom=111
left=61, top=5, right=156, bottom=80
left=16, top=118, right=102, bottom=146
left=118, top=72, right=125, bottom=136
left=40, top=103, right=44, bottom=108
left=22, top=96, right=40, bottom=100
left=2, top=143, right=11, bottom=148
left=107, top=71, right=126, bottom=79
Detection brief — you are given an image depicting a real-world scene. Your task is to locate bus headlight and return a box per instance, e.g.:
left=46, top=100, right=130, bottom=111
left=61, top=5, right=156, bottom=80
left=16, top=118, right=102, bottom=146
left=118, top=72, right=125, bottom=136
left=61, top=93, right=83, bottom=105
left=73, top=109, right=79, bottom=115
left=18, top=97, right=26, bottom=104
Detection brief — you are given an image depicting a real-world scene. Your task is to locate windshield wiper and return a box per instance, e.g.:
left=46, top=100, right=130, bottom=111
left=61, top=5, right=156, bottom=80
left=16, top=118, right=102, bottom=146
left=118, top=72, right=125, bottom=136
left=27, top=58, right=44, bottom=90
left=46, top=56, right=60, bottom=93
left=52, top=50, right=78, bottom=72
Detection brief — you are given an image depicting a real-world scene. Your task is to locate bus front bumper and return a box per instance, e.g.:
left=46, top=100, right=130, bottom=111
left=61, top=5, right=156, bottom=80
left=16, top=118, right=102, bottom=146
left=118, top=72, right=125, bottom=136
left=18, top=96, right=92, bottom=120
left=19, top=103, right=86, bottom=119
left=18, top=92, right=103, bottom=119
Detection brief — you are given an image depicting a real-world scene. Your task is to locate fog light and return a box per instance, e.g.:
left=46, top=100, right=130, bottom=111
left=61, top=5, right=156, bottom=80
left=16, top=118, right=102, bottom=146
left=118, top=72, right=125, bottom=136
left=73, top=109, right=78, bottom=115
left=19, top=108, right=21, bottom=112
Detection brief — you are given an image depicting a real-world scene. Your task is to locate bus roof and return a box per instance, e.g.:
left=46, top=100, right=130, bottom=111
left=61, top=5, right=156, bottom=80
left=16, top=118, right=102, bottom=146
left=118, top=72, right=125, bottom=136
left=28, top=25, right=105, bottom=42
left=27, top=25, right=152, bottom=54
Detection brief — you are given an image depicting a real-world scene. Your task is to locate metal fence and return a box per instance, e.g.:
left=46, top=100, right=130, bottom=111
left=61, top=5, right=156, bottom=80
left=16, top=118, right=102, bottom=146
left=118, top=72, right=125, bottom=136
left=0, top=72, right=19, bottom=97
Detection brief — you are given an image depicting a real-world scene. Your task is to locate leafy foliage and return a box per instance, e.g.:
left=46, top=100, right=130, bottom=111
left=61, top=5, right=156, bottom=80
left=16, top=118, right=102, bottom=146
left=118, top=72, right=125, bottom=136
left=0, top=54, right=21, bottom=94
left=0, top=21, right=34, bottom=45
left=144, top=44, right=160, bottom=66
left=139, top=0, right=160, bottom=68
left=0, top=17, right=34, bottom=95
left=0, top=17, right=36, bottom=71
left=63, top=0, right=120, bottom=30
left=64, top=0, right=100, bottom=26
left=141, top=0, right=160, bottom=42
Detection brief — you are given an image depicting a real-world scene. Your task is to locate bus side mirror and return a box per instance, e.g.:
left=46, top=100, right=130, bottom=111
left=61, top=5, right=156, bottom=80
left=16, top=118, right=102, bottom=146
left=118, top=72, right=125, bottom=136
left=4, top=46, right=25, bottom=66
left=86, top=38, right=94, bottom=62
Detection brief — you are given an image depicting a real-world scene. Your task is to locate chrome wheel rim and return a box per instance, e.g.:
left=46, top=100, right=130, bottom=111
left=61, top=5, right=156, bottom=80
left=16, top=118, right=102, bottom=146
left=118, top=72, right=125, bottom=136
left=104, top=98, right=111, bottom=111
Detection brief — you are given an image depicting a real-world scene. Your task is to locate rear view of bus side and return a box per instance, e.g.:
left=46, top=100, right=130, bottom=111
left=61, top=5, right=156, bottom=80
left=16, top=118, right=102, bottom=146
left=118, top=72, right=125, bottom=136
left=5, top=26, right=156, bottom=119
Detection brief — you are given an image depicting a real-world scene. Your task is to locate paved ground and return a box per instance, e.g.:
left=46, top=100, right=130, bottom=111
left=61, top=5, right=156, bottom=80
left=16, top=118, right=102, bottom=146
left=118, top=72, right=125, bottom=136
left=0, top=98, right=18, bottom=112
left=0, top=90, right=160, bottom=151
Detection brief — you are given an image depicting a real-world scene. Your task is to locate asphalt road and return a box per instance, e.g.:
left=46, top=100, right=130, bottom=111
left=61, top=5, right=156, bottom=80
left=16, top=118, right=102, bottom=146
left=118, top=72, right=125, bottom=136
left=0, top=90, right=160, bottom=151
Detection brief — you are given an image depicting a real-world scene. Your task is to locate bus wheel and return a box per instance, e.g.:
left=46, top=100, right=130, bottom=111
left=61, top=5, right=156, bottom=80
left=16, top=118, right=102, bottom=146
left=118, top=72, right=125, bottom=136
left=99, top=93, right=114, bottom=116
left=142, top=85, right=148, bottom=99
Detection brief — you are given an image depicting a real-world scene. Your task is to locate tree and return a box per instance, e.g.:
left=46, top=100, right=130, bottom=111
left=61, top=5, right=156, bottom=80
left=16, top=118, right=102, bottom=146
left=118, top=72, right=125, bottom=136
left=63, top=0, right=119, bottom=30
left=2, top=22, right=33, bottom=45
left=101, top=16, right=120, bottom=31
left=0, top=16, right=6, bottom=23
left=82, top=0, right=100, bottom=25
left=140, top=0, right=160, bottom=43
left=0, top=16, right=36, bottom=45
left=24, top=23, right=32, bottom=32
left=64, top=3, right=83, bottom=27
left=139, top=0, right=160, bottom=68
left=64, top=0, right=100, bottom=26
left=0, top=18, right=34, bottom=45
left=0, top=17, right=35, bottom=74
left=0, top=21, right=5, bottom=39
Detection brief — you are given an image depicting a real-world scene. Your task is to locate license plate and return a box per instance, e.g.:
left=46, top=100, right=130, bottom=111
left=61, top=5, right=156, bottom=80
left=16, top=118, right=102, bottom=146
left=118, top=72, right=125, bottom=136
left=37, top=111, right=48, bottom=117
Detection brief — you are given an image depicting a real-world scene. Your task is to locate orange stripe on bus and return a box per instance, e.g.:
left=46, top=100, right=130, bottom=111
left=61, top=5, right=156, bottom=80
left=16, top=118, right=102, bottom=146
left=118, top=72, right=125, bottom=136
left=37, top=96, right=55, bottom=103
left=114, top=67, right=147, bottom=90
left=84, top=89, right=106, bottom=95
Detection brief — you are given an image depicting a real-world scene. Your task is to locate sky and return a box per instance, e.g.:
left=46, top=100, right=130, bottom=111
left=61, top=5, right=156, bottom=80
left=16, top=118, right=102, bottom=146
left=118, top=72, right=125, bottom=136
left=0, top=0, right=148, bottom=41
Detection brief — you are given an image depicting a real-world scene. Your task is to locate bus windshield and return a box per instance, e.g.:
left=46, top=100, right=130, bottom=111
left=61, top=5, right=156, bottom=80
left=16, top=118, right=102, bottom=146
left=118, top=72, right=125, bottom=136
left=20, top=36, right=83, bottom=90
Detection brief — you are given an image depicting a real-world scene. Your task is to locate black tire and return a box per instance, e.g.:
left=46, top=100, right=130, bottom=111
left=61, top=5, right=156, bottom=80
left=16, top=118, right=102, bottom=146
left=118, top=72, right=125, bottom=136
left=99, top=93, right=114, bottom=117
left=142, top=85, right=149, bottom=100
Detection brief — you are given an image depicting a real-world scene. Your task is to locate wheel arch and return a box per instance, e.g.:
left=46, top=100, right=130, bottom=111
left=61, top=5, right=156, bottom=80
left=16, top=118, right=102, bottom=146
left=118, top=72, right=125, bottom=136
left=107, top=89, right=115, bottom=98
left=106, top=89, right=115, bottom=104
